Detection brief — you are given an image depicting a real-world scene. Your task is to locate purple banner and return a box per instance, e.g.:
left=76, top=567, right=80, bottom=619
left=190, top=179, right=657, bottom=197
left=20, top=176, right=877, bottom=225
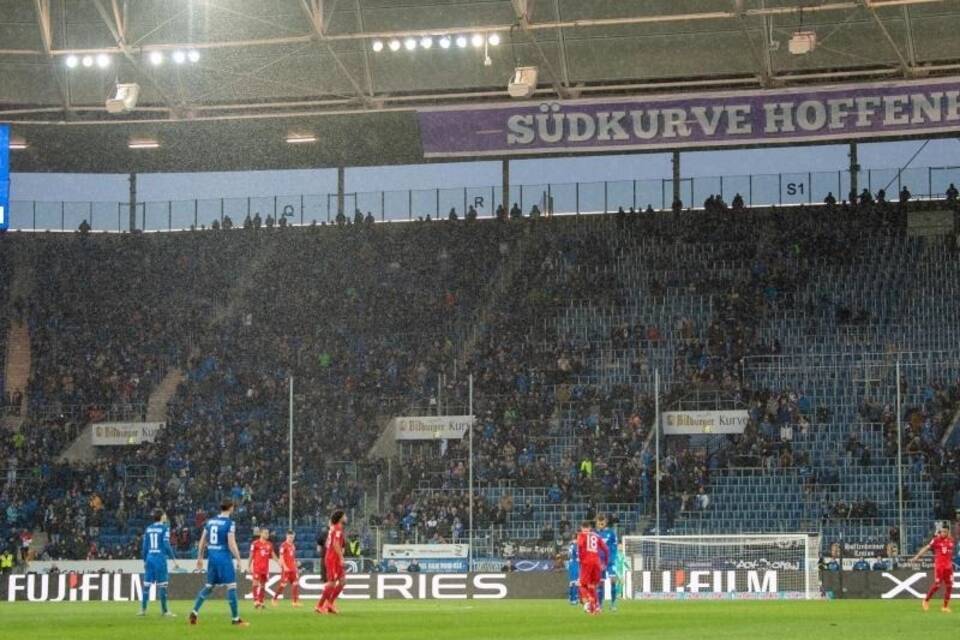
left=418, top=77, right=960, bottom=158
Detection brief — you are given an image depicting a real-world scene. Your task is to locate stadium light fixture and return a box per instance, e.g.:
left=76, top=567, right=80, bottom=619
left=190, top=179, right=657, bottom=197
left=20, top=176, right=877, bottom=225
left=420, top=36, right=433, bottom=49
left=172, top=50, right=186, bottom=64
left=286, top=134, right=317, bottom=144
left=371, top=40, right=384, bottom=52
left=388, top=39, right=401, bottom=52
left=439, top=36, right=451, bottom=49
left=9, top=139, right=28, bottom=151
left=96, top=54, right=111, bottom=69
left=187, top=49, right=200, bottom=63
left=471, top=34, right=484, bottom=48
left=128, top=139, right=160, bottom=150
left=65, top=55, right=79, bottom=69
left=488, top=33, right=501, bottom=46
left=404, top=37, right=417, bottom=51
left=148, top=51, right=164, bottom=66
left=81, top=55, right=94, bottom=68
left=456, top=35, right=468, bottom=48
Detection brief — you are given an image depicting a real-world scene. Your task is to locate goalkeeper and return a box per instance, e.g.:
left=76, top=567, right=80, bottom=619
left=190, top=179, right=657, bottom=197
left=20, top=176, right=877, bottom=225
left=596, top=515, right=619, bottom=611
left=613, top=543, right=627, bottom=601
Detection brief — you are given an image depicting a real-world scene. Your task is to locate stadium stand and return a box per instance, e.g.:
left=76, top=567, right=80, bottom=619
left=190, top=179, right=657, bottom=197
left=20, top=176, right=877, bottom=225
left=1, top=191, right=958, bottom=564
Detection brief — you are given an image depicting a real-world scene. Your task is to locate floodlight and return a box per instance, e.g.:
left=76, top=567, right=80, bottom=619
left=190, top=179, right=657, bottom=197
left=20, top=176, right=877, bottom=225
left=372, top=40, right=384, bottom=52
left=388, top=39, right=401, bottom=52
left=187, top=49, right=200, bottom=63
left=456, top=35, right=468, bottom=48
left=286, top=135, right=317, bottom=144
left=65, top=55, right=79, bottom=68
left=148, top=51, right=164, bottom=66
left=471, top=34, right=484, bottom=48
left=439, top=36, right=451, bottom=49
left=488, top=33, right=501, bottom=46
left=420, top=36, right=433, bottom=49
left=96, top=54, right=111, bottom=69
left=128, top=139, right=160, bottom=149
left=404, top=38, right=417, bottom=51
left=172, top=50, right=186, bottom=64
left=81, top=55, right=94, bottom=67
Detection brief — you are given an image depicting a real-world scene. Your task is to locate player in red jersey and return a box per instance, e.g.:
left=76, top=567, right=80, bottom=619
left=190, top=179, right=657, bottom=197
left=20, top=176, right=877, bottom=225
left=247, top=527, right=261, bottom=607
left=315, top=510, right=347, bottom=615
left=910, top=526, right=955, bottom=613
left=272, top=530, right=301, bottom=607
left=576, top=520, right=609, bottom=615
left=247, top=528, right=279, bottom=609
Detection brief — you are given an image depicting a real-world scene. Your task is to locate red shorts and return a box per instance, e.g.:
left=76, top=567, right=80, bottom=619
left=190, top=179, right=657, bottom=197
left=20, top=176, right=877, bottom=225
left=252, top=572, right=268, bottom=585
left=281, top=570, right=298, bottom=584
left=934, top=564, right=954, bottom=583
left=580, top=562, right=601, bottom=588
left=325, top=558, right=345, bottom=582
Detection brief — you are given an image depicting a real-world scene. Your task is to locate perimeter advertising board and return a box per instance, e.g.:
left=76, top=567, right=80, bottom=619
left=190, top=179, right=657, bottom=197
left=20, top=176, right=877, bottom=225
left=2, top=572, right=567, bottom=602
left=822, top=570, right=959, bottom=599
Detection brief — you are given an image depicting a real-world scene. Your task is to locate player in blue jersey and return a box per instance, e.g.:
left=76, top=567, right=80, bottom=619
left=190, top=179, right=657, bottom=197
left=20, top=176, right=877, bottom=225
left=189, top=500, right=249, bottom=627
left=138, top=508, right=179, bottom=617
left=595, top=514, right=619, bottom=611
left=567, top=536, right=580, bottom=605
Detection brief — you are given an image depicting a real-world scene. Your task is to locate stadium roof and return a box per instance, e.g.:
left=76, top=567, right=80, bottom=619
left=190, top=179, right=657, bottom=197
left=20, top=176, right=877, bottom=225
left=3, top=0, right=960, bottom=172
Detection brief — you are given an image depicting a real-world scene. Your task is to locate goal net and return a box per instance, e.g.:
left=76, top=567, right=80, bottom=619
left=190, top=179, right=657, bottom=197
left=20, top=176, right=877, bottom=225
left=620, top=534, right=821, bottom=600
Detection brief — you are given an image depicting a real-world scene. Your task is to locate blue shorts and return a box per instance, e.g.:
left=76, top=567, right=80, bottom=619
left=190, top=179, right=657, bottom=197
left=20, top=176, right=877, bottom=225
left=206, top=556, right=237, bottom=586
left=144, top=557, right=168, bottom=585
left=568, top=565, right=579, bottom=582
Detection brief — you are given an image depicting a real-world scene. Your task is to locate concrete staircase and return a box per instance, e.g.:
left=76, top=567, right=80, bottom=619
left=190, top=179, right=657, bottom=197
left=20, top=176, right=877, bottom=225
left=146, top=367, right=184, bottom=422
left=2, top=320, right=30, bottom=429
left=58, top=421, right=98, bottom=464
left=26, top=531, right=48, bottom=563
left=3, top=236, right=36, bottom=429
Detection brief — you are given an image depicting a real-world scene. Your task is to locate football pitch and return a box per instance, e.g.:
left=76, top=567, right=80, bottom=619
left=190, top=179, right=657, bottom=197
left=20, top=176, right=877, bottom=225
left=0, top=599, right=953, bottom=639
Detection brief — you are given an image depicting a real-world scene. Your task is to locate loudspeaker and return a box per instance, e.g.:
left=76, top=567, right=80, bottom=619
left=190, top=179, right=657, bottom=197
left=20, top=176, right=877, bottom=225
left=106, top=83, right=141, bottom=114
left=508, top=66, right=538, bottom=99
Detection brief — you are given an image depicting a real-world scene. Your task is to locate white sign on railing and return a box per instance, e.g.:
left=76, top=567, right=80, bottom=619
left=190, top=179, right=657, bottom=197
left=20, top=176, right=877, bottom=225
left=661, top=410, right=749, bottom=435
left=382, top=544, right=469, bottom=560
left=91, top=422, right=165, bottom=446
left=391, top=415, right=473, bottom=441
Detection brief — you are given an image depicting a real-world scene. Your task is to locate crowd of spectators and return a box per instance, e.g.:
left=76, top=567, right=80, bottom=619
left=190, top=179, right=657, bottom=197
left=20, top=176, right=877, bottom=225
left=382, top=187, right=959, bottom=544
left=0, top=185, right=957, bottom=560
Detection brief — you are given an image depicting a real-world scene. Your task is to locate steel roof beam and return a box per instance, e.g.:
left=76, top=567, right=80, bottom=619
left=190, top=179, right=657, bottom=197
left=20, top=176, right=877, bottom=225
left=43, top=0, right=950, bottom=56
left=901, top=5, right=918, bottom=67
left=862, top=0, right=912, bottom=75
left=91, top=0, right=180, bottom=115
left=299, top=0, right=373, bottom=106
left=32, top=0, right=72, bottom=115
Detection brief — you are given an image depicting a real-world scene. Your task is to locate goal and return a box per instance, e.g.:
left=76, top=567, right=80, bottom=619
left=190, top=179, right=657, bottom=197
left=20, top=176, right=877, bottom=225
left=620, top=534, right=822, bottom=600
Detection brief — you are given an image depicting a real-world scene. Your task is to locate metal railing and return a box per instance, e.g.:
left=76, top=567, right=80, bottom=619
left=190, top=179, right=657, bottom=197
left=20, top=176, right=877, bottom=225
left=6, top=165, right=960, bottom=232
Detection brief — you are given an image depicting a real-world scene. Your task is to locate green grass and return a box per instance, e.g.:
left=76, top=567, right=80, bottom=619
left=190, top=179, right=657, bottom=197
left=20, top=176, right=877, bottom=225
left=0, top=599, right=953, bottom=639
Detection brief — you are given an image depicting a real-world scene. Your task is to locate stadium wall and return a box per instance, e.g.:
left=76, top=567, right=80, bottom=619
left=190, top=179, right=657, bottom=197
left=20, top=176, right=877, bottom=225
left=2, top=572, right=568, bottom=602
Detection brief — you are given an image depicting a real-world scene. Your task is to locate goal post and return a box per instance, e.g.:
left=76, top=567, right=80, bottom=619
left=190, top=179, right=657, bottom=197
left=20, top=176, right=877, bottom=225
left=619, top=533, right=822, bottom=601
